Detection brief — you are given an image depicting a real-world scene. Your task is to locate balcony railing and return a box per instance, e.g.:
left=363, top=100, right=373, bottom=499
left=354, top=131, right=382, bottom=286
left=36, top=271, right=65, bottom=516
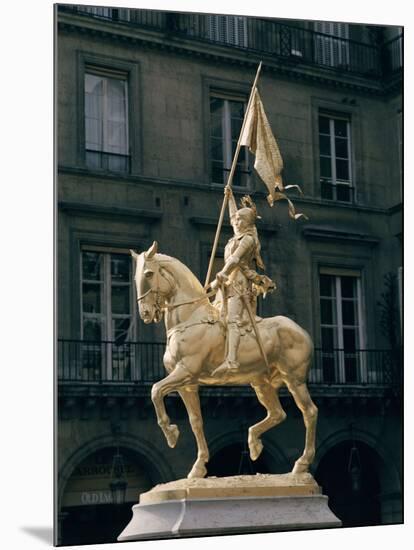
left=309, top=348, right=400, bottom=386
left=58, top=6, right=402, bottom=80
left=382, top=35, right=403, bottom=74
left=57, top=340, right=400, bottom=388
left=58, top=340, right=165, bottom=383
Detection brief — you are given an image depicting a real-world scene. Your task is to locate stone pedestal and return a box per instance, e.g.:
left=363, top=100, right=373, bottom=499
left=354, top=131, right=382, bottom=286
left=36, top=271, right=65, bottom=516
left=118, top=473, right=341, bottom=541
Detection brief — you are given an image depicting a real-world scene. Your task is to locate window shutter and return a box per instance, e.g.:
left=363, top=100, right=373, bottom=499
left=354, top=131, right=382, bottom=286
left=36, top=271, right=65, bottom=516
left=314, top=21, right=349, bottom=67
left=206, top=15, right=248, bottom=47
left=226, top=16, right=236, bottom=45
left=235, top=16, right=248, bottom=47
left=206, top=15, right=219, bottom=41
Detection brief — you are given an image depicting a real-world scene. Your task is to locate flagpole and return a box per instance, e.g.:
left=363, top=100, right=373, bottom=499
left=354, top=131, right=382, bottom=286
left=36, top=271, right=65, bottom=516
left=204, top=61, right=263, bottom=288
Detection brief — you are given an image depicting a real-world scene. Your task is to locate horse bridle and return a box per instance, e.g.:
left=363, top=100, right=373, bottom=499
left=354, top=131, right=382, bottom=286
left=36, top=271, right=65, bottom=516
left=137, top=260, right=217, bottom=315
left=136, top=260, right=175, bottom=319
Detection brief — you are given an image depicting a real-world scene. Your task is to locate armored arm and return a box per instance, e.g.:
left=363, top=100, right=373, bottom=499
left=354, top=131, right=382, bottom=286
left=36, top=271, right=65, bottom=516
left=225, top=185, right=238, bottom=220
left=217, top=235, right=255, bottom=281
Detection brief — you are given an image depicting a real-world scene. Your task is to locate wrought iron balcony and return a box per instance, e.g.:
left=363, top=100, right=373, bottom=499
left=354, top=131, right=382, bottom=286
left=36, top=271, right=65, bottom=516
left=309, top=348, right=400, bottom=387
left=382, top=35, right=403, bottom=74
left=58, top=6, right=402, bottom=81
left=57, top=340, right=400, bottom=390
left=58, top=339, right=165, bottom=383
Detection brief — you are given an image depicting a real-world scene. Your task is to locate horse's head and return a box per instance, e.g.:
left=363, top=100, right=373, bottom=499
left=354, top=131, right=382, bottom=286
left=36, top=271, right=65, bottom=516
left=130, top=241, right=175, bottom=324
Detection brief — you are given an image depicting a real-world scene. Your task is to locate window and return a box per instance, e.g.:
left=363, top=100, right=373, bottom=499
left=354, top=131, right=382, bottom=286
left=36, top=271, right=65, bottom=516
left=81, top=249, right=135, bottom=380
left=319, top=269, right=365, bottom=383
left=79, top=6, right=112, bottom=18
left=314, top=22, right=350, bottom=68
left=210, top=95, right=249, bottom=186
left=84, top=70, right=129, bottom=172
left=206, top=15, right=248, bottom=47
left=78, top=6, right=131, bottom=22
left=319, top=113, right=353, bottom=202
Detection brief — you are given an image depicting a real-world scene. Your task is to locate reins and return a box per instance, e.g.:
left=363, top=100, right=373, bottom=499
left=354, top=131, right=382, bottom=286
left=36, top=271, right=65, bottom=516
left=137, top=278, right=218, bottom=311
left=163, top=287, right=217, bottom=310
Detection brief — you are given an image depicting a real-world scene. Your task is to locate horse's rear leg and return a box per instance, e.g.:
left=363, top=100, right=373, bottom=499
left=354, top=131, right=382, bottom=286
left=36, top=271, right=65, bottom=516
left=286, top=380, right=318, bottom=474
left=178, top=386, right=209, bottom=479
left=248, top=382, right=287, bottom=461
left=151, top=363, right=192, bottom=448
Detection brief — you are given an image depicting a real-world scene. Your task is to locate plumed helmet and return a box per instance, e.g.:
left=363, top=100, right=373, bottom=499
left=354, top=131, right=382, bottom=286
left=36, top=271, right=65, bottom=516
left=237, top=207, right=257, bottom=226
left=238, top=195, right=261, bottom=225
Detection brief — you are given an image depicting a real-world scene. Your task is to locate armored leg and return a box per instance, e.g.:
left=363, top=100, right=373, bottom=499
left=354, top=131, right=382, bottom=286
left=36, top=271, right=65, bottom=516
left=226, top=321, right=241, bottom=368
left=212, top=296, right=243, bottom=376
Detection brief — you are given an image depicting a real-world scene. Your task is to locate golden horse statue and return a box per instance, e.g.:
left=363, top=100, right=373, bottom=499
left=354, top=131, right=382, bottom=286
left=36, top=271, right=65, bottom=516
left=131, top=242, right=318, bottom=479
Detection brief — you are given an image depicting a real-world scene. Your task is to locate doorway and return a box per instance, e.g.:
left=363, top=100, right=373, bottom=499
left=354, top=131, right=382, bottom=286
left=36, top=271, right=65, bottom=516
left=315, top=440, right=382, bottom=527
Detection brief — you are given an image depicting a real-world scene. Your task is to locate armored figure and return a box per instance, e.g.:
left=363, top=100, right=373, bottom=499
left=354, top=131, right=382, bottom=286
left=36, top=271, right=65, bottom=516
left=212, top=186, right=275, bottom=375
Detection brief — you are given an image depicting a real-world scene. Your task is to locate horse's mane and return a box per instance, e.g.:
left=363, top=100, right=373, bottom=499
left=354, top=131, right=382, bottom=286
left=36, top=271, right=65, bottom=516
left=155, top=253, right=205, bottom=295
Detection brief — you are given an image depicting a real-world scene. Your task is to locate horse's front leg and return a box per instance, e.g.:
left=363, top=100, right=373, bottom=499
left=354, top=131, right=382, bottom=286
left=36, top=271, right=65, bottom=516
left=286, top=380, right=318, bottom=474
left=151, top=363, right=193, bottom=448
left=178, top=386, right=209, bottom=479
left=248, top=382, right=287, bottom=461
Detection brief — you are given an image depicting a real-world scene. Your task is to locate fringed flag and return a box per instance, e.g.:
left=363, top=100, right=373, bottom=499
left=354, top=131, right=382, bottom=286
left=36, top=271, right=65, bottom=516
left=240, top=88, right=307, bottom=220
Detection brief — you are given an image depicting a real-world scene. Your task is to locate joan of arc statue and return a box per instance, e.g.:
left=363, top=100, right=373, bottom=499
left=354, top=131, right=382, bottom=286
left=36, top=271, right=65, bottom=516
left=211, top=186, right=275, bottom=375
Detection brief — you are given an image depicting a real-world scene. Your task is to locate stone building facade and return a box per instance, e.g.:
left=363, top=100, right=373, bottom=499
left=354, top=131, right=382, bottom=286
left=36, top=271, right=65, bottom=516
left=56, top=5, right=403, bottom=545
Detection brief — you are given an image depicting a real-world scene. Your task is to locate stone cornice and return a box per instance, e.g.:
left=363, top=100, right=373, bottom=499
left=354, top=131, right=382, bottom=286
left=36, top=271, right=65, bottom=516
left=189, top=216, right=279, bottom=235
left=58, top=164, right=211, bottom=192
left=302, top=225, right=379, bottom=246
left=58, top=166, right=391, bottom=217
left=58, top=200, right=162, bottom=222
left=57, top=12, right=398, bottom=97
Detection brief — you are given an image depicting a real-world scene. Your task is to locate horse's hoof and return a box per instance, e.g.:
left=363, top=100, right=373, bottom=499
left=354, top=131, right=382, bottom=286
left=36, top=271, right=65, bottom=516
left=187, top=464, right=207, bottom=479
left=249, top=438, right=263, bottom=461
left=292, top=460, right=309, bottom=474
left=165, top=424, right=180, bottom=448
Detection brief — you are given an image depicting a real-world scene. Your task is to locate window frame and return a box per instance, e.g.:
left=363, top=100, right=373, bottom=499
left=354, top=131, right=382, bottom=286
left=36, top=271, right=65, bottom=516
left=319, top=267, right=365, bottom=348
left=64, top=227, right=149, bottom=342
left=318, top=111, right=353, bottom=203
left=202, top=76, right=253, bottom=188
left=84, top=69, right=130, bottom=171
left=77, top=51, right=142, bottom=174
left=80, top=246, right=137, bottom=343
left=80, top=246, right=137, bottom=382
left=209, top=91, right=251, bottom=188
left=311, top=97, right=362, bottom=203
left=318, top=268, right=366, bottom=384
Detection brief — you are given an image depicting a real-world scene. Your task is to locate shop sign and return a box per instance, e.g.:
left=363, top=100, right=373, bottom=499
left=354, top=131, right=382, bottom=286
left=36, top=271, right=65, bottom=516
left=80, top=491, right=113, bottom=505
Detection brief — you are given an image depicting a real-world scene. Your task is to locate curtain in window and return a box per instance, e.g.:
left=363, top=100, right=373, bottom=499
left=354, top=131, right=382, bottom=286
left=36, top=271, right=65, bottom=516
left=85, top=73, right=128, bottom=155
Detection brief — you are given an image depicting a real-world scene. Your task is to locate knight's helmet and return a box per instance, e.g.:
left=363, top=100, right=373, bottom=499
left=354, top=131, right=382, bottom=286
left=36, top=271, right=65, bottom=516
left=238, top=195, right=261, bottom=226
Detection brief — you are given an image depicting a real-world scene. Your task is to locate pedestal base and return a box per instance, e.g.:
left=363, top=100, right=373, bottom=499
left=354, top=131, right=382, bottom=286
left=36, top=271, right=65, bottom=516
left=118, top=474, right=341, bottom=541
